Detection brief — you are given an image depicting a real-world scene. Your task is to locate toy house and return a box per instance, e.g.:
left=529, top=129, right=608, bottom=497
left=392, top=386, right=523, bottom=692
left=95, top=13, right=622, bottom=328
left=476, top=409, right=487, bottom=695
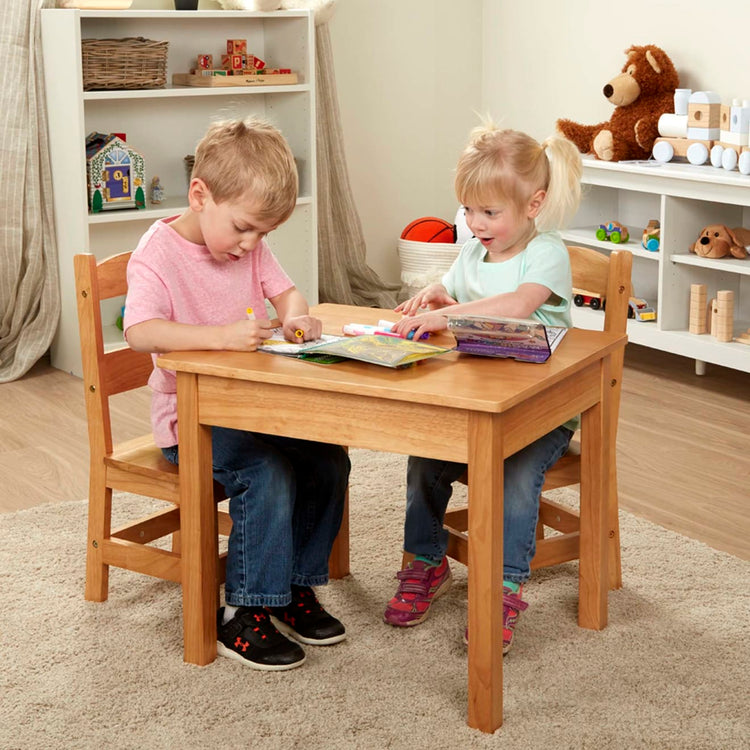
left=85, top=132, right=146, bottom=212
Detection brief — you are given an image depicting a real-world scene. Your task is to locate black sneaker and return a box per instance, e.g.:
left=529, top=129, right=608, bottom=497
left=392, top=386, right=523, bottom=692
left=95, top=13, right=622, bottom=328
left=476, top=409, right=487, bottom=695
left=216, top=606, right=306, bottom=671
left=267, top=585, right=347, bottom=646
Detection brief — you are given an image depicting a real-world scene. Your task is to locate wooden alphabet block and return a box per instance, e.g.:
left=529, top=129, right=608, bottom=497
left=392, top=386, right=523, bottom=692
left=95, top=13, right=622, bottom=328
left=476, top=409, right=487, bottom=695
left=197, top=54, right=213, bottom=69
left=227, top=39, right=247, bottom=55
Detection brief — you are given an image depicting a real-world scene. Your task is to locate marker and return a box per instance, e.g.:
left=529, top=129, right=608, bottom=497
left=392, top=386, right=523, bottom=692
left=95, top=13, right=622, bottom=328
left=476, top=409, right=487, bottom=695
left=342, top=323, right=402, bottom=336
left=246, top=307, right=255, bottom=320
left=376, top=319, right=428, bottom=340
left=294, top=329, right=305, bottom=339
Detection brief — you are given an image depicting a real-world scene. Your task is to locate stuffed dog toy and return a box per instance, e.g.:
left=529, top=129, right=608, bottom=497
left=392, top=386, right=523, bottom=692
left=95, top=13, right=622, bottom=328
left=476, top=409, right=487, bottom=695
left=691, top=225, right=750, bottom=259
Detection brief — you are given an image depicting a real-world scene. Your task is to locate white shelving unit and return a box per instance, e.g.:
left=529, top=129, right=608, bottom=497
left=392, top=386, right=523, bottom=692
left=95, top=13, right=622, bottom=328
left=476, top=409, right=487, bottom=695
left=563, top=157, right=750, bottom=374
left=40, top=8, right=316, bottom=377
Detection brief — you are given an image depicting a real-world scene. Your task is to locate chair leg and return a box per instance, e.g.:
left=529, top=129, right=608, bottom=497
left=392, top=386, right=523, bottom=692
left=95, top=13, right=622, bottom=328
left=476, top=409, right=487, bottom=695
left=608, top=488, right=622, bottom=590
left=535, top=517, right=545, bottom=541
left=172, top=529, right=182, bottom=555
left=85, top=479, right=111, bottom=602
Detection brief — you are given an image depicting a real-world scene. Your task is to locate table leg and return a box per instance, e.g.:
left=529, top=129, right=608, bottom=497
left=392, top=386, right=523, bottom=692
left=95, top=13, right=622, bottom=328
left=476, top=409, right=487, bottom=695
left=578, top=355, right=611, bottom=630
left=467, top=412, right=504, bottom=732
left=177, top=372, right=219, bottom=665
left=329, top=489, right=350, bottom=579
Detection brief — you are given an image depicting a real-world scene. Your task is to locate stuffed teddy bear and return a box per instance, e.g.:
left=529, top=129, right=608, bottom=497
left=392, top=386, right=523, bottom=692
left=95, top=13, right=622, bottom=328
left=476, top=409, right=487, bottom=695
left=557, top=45, right=679, bottom=162
left=690, top=225, right=750, bottom=259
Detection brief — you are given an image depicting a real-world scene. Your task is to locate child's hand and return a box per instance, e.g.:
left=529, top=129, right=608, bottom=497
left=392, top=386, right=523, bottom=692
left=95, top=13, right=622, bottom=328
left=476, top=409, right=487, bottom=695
left=395, top=284, right=457, bottom=316
left=224, top=318, right=273, bottom=351
left=392, top=312, right=449, bottom=342
left=283, top=315, right=322, bottom=342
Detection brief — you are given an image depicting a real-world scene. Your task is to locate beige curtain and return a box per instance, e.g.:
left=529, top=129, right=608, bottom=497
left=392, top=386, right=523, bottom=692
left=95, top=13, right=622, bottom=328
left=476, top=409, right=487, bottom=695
left=0, top=0, right=60, bottom=382
left=314, top=21, right=399, bottom=307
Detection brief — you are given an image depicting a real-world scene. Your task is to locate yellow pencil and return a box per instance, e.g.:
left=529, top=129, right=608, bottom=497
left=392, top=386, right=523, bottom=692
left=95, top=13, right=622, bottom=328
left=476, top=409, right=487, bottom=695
left=246, top=307, right=255, bottom=320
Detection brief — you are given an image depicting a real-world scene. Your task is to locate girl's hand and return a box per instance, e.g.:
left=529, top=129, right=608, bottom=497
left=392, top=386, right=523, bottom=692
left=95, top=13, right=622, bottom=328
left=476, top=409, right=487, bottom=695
left=283, top=315, right=322, bottom=342
left=223, top=318, right=273, bottom=351
left=395, top=284, right=457, bottom=316
left=392, top=312, right=449, bottom=342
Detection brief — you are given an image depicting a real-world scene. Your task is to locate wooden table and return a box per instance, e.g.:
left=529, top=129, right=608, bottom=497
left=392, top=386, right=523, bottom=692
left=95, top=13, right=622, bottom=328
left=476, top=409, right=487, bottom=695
left=158, top=303, right=626, bottom=733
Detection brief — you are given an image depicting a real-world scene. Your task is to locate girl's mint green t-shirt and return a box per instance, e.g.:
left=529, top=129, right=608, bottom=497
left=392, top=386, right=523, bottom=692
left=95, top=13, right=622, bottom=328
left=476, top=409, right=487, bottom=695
left=441, top=231, right=578, bottom=431
left=441, top=231, right=572, bottom=328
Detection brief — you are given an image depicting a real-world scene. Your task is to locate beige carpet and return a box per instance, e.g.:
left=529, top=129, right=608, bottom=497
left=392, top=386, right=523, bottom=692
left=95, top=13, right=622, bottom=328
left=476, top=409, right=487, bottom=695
left=1, top=449, right=748, bottom=750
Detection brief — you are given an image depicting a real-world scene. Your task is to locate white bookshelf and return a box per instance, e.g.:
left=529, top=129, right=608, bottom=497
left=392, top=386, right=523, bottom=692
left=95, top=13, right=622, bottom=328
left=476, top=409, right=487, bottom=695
left=563, top=157, right=750, bottom=373
left=40, top=8, right=316, bottom=377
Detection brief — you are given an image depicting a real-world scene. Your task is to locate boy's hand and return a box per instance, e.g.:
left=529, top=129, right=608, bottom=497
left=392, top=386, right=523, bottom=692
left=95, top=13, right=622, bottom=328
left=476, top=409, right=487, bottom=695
left=223, top=318, right=273, bottom=351
left=282, top=315, right=322, bottom=342
left=392, top=312, right=449, bottom=342
left=395, top=284, right=457, bottom=316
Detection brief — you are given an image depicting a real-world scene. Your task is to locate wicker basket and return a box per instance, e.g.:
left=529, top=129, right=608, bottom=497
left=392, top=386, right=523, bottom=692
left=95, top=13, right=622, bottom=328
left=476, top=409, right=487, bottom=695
left=82, top=37, right=168, bottom=91
left=397, top=238, right=461, bottom=298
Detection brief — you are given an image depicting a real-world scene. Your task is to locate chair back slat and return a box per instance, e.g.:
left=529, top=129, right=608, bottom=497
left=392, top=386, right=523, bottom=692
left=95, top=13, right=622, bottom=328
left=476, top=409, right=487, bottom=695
left=104, top=347, right=154, bottom=396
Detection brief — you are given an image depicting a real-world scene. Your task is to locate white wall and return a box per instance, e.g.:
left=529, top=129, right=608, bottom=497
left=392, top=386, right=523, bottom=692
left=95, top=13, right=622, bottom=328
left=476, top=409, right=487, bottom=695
left=328, top=0, right=482, bottom=284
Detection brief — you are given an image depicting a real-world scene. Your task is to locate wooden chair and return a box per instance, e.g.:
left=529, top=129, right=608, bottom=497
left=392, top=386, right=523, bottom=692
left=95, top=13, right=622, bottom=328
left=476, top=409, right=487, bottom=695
left=432, top=246, right=633, bottom=590
left=74, top=252, right=231, bottom=603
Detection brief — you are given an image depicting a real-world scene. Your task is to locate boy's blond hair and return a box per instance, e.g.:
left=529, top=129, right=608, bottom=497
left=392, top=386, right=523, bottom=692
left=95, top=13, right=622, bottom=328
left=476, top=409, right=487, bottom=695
left=455, top=119, right=582, bottom=232
left=191, top=116, right=298, bottom=223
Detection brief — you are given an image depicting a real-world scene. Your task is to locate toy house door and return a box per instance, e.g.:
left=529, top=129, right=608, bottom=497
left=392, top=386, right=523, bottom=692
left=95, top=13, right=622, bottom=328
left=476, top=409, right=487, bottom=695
left=103, top=148, right=133, bottom=206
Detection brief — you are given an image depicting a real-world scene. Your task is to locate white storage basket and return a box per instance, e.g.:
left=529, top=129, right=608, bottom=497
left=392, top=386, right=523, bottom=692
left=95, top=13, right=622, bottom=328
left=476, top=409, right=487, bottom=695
left=398, top=238, right=461, bottom=295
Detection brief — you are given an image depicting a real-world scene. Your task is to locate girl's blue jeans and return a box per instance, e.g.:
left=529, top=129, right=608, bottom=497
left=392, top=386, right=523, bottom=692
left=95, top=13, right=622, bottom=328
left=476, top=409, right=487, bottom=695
left=163, top=426, right=350, bottom=608
left=403, top=425, right=573, bottom=584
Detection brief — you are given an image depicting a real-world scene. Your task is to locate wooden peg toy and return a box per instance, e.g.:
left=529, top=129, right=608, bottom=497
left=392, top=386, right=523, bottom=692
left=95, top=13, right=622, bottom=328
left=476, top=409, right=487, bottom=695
left=689, top=283, right=707, bottom=335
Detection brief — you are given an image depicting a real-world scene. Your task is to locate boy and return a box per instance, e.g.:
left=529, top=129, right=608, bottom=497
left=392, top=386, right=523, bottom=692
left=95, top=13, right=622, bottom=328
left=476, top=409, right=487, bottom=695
left=124, top=116, right=350, bottom=671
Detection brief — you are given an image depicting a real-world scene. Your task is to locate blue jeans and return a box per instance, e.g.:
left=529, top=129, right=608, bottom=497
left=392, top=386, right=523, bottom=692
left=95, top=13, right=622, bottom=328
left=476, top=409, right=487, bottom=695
left=403, top=426, right=573, bottom=583
left=163, top=427, right=350, bottom=608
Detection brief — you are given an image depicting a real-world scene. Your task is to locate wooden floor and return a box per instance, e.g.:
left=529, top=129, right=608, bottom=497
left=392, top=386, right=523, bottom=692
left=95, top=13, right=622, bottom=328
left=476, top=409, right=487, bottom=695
left=1, top=345, right=748, bottom=560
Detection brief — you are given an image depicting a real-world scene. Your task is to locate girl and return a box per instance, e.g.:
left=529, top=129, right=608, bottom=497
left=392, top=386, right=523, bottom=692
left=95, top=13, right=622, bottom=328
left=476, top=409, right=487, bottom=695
left=384, top=121, right=582, bottom=655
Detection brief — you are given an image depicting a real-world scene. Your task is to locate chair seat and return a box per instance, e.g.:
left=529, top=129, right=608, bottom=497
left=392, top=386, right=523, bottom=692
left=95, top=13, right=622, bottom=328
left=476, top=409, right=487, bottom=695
left=105, top=434, right=181, bottom=503
left=106, top=434, right=228, bottom=506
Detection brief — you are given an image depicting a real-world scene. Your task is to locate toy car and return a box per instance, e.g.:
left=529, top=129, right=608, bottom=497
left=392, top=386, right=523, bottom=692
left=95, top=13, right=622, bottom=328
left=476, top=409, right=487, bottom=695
left=596, top=221, right=629, bottom=244
left=642, top=219, right=660, bottom=252
left=628, top=297, right=656, bottom=321
left=573, top=289, right=605, bottom=310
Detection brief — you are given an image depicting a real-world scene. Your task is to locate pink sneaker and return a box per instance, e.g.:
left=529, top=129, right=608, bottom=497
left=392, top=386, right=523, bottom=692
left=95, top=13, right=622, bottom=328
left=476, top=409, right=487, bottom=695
left=383, top=558, right=452, bottom=627
left=463, top=584, right=528, bottom=654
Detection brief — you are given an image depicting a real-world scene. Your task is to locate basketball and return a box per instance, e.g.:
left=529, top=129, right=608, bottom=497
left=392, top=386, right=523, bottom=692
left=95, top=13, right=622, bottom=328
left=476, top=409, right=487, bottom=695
left=400, top=216, right=456, bottom=243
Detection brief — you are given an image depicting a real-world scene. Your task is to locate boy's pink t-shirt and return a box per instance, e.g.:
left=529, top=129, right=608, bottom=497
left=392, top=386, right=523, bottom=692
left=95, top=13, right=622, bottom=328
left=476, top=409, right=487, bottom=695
left=124, top=217, right=294, bottom=447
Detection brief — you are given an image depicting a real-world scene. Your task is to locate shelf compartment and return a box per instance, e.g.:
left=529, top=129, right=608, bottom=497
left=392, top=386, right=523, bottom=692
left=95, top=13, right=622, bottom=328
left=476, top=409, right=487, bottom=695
left=87, top=195, right=313, bottom=225
left=564, top=226, right=659, bottom=260
left=84, top=84, right=311, bottom=100
left=670, top=253, right=750, bottom=276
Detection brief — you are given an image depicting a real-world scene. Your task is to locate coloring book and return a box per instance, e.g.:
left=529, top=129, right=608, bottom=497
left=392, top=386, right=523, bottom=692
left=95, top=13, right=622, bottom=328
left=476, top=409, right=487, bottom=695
left=258, top=329, right=451, bottom=368
left=299, top=334, right=452, bottom=369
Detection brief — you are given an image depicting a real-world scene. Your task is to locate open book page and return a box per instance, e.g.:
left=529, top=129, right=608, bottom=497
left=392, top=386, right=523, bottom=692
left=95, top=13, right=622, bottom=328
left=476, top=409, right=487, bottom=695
left=258, top=327, right=344, bottom=356
left=446, top=315, right=568, bottom=363
left=545, top=326, right=567, bottom=353
left=299, top=334, right=452, bottom=369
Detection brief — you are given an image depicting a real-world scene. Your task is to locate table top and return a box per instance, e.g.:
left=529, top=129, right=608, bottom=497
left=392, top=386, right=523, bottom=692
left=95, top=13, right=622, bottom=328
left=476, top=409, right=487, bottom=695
left=158, top=303, right=626, bottom=414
